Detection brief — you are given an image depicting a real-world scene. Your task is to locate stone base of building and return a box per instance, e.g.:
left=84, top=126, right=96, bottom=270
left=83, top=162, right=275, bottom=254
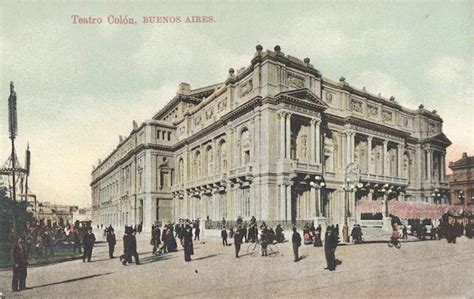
left=382, top=217, right=392, bottom=232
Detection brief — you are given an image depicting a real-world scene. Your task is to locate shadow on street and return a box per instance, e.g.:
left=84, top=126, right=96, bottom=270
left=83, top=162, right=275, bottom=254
left=31, top=272, right=113, bottom=289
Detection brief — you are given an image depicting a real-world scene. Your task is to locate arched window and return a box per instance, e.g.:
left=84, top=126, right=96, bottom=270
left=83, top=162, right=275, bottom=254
left=206, top=146, right=213, bottom=177
left=403, top=152, right=410, bottom=178
left=324, top=136, right=334, bottom=172
left=178, top=158, right=184, bottom=184
left=241, top=129, right=251, bottom=165
left=218, top=140, right=227, bottom=172
left=193, top=151, right=201, bottom=179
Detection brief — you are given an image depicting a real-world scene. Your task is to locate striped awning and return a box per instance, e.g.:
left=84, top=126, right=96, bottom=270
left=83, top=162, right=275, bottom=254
left=356, top=201, right=473, bottom=220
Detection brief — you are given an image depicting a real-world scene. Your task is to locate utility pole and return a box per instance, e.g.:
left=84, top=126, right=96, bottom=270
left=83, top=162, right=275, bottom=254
left=9, top=82, right=18, bottom=202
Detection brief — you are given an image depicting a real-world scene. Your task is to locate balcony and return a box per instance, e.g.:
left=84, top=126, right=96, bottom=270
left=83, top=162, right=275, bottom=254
left=360, top=173, right=408, bottom=186
left=291, top=160, right=322, bottom=174
left=229, top=165, right=253, bottom=178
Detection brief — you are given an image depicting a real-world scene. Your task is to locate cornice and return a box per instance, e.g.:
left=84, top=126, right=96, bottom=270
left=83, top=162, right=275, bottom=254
left=91, top=143, right=173, bottom=186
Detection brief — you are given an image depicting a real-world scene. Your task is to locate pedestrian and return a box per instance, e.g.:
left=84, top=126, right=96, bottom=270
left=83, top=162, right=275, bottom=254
left=122, top=226, right=140, bottom=265
left=260, top=227, right=268, bottom=257
left=402, top=225, right=408, bottom=239
left=234, top=227, right=243, bottom=258
left=151, top=225, right=161, bottom=254
left=11, top=236, right=28, bottom=292
left=324, top=226, right=336, bottom=271
left=194, top=225, right=200, bottom=241
left=275, top=224, right=284, bottom=243
left=221, top=227, right=228, bottom=246
left=106, top=227, right=116, bottom=259
left=430, top=226, right=437, bottom=240
left=291, top=227, right=302, bottom=262
left=182, top=225, right=193, bottom=262
left=313, top=225, right=323, bottom=247
left=82, top=228, right=96, bottom=262
left=72, top=227, right=82, bottom=254
left=242, top=225, right=248, bottom=243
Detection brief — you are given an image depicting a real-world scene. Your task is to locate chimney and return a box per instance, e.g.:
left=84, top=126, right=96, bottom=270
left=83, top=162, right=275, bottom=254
left=462, top=152, right=468, bottom=159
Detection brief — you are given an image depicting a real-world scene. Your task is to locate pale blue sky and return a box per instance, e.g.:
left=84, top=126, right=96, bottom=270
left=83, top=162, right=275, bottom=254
left=1, top=0, right=472, bottom=207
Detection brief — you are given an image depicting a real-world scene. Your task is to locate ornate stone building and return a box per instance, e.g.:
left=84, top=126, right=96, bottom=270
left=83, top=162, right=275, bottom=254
left=448, top=152, right=474, bottom=205
left=91, top=46, right=451, bottom=232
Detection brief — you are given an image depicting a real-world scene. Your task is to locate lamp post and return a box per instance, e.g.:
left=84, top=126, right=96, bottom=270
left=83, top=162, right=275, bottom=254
left=457, top=190, right=465, bottom=206
left=432, top=189, right=441, bottom=204
left=8, top=82, right=18, bottom=202
left=342, top=162, right=361, bottom=243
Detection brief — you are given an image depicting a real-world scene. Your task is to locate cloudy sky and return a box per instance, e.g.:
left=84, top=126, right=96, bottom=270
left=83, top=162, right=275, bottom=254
left=0, top=1, right=472, bottom=207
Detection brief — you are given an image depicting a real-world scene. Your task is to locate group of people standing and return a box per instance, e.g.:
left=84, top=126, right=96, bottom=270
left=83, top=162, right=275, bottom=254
left=302, top=223, right=324, bottom=247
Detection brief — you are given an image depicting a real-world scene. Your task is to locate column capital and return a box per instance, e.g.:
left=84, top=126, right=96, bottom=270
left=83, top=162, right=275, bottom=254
left=383, top=139, right=388, bottom=146
left=367, top=135, right=373, bottom=141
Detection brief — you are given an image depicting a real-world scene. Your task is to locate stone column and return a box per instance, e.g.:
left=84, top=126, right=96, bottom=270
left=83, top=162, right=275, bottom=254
left=285, top=113, right=292, bottom=159
left=367, top=136, right=373, bottom=174
left=383, top=140, right=388, bottom=176
left=397, top=144, right=404, bottom=177
left=279, top=112, right=285, bottom=160
left=310, top=186, right=318, bottom=218
left=440, top=153, right=445, bottom=182
left=351, top=132, right=355, bottom=164
left=279, top=183, right=286, bottom=220
left=315, top=120, right=321, bottom=164
left=427, top=149, right=432, bottom=182
left=345, top=132, right=351, bottom=165
left=310, top=119, right=316, bottom=163
left=286, top=182, right=292, bottom=222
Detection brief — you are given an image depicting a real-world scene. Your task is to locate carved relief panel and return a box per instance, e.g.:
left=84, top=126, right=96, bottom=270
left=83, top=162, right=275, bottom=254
left=350, top=99, right=363, bottom=113
left=287, top=74, right=305, bottom=89
left=367, top=104, right=378, bottom=119
left=382, top=110, right=393, bottom=123
left=239, top=79, right=253, bottom=97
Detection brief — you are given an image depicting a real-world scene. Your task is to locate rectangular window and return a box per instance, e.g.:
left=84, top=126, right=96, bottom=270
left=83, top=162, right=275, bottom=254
left=239, top=188, right=250, bottom=217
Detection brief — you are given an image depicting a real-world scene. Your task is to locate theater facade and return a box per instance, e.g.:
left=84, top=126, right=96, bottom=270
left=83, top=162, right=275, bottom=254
left=91, top=46, right=451, bottom=232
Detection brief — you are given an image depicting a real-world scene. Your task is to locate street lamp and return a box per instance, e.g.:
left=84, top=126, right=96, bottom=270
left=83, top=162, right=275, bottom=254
left=457, top=191, right=465, bottom=205
left=343, top=162, right=361, bottom=243
left=432, top=188, right=441, bottom=204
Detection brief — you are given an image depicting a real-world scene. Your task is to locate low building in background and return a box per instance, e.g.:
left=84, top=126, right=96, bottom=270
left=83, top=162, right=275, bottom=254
left=448, top=152, right=474, bottom=206
left=72, top=207, right=93, bottom=223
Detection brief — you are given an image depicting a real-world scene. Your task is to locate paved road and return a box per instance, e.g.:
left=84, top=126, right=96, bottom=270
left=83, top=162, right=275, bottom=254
left=1, top=233, right=473, bottom=298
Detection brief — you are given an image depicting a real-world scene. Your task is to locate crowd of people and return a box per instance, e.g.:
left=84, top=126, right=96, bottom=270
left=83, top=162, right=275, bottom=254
left=9, top=216, right=473, bottom=292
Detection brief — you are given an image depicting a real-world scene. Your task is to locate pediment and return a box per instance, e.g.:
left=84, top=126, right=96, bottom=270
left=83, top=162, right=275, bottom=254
left=424, top=132, right=452, bottom=146
left=276, top=88, right=329, bottom=110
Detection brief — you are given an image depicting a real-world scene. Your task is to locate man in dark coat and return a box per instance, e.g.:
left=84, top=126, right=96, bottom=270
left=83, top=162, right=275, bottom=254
left=152, top=225, right=161, bottom=254
left=122, top=226, right=140, bottom=265
left=242, top=225, right=248, bottom=243
left=234, top=227, right=243, bottom=258
left=72, top=227, right=81, bottom=254
left=324, top=226, right=337, bottom=271
left=12, top=236, right=28, bottom=292
left=82, top=228, right=96, bottom=262
left=275, top=224, right=284, bottom=243
left=182, top=225, right=193, bottom=262
left=106, top=227, right=116, bottom=259
left=194, top=225, right=200, bottom=241
left=221, top=227, right=228, bottom=246
left=292, top=227, right=302, bottom=262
